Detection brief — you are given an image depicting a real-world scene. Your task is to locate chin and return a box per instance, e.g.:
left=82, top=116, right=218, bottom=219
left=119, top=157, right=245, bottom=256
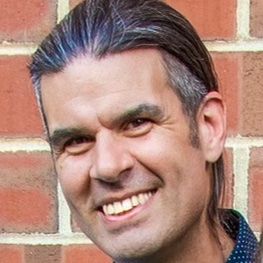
left=103, top=242, right=160, bottom=262
left=91, top=229, right=171, bottom=262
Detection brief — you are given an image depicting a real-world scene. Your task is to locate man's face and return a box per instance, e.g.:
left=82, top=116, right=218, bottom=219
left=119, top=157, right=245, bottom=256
left=41, top=49, right=212, bottom=261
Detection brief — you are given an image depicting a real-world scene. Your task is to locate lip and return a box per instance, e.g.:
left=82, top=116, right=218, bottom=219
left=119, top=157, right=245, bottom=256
left=98, top=189, right=157, bottom=227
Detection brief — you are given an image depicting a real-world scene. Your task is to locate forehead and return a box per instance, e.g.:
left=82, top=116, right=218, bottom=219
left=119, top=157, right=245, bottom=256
left=40, top=49, right=178, bottom=131
left=42, top=49, right=166, bottom=95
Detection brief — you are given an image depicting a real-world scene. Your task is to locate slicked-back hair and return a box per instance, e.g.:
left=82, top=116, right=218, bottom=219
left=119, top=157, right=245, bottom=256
left=29, top=0, right=224, bottom=237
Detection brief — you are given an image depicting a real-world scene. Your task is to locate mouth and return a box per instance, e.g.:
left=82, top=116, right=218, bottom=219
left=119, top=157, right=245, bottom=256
left=100, top=190, right=155, bottom=217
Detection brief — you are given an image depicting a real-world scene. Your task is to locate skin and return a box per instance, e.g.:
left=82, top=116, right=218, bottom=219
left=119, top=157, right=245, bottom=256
left=41, top=49, right=232, bottom=262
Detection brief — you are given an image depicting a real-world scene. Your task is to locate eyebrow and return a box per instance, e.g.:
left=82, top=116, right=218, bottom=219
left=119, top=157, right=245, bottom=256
left=112, top=103, right=164, bottom=126
left=49, top=127, right=94, bottom=148
left=49, top=103, right=164, bottom=147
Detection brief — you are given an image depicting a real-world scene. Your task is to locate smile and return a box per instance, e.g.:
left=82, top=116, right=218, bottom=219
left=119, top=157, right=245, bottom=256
left=102, top=191, right=153, bottom=216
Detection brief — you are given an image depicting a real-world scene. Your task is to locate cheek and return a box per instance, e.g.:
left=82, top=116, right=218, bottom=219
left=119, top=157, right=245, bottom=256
left=56, top=155, right=92, bottom=199
left=129, top=129, right=196, bottom=171
left=130, top=131, right=208, bottom=194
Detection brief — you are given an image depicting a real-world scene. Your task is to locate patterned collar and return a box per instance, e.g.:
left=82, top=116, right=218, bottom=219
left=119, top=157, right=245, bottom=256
left=223, top=210, right=259, bottom=262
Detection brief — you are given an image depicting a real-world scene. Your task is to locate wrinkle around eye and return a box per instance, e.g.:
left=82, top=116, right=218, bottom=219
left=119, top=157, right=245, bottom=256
left=124, top=118, right=153, bottom=137
left=64, top=137, right=93, bottom=155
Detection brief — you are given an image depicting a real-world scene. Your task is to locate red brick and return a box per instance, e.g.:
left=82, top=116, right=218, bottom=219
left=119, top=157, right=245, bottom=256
left=25, top=245, right=61, bottom=263
left=0, top=189, right=54, bottom=231
left=241, top=52, right=263, bottom=136
left=221, top=149, right=234, bottom=209
left=0, top=153, right=57, bottom=233
left=0, top=245, right=24, bottom=263
left=166, top=0, right=237, bottom=40
left=0, top=56, right=43, bottom=137
left=212, top=53, right=241, bottom=136
left=248, top=148, right=263, bottom=232
left=63, top=245, right=111, bottom=263
left=250, top=0, right=263, bottom=37
left=0, top=0, right=56, bottom=42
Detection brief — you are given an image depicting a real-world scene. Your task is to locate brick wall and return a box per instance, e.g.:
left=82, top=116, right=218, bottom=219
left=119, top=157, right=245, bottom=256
left=0, top=0, right=262, bottom=261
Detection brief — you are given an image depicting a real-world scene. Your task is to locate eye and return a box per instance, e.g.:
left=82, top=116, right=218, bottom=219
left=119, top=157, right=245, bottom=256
left=124, top=118, right=153, bottom=136
left=126, top=118, right=150, bottom=129
left=65, top=137, right=87, bottom=146
left=63, top=136, right=93, bottom=154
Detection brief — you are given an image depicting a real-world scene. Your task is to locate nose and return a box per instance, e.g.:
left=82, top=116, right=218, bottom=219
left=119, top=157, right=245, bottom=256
left=90, top=131, right=134, bottom=183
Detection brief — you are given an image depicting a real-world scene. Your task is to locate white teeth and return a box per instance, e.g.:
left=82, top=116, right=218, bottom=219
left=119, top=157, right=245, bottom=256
left=138, top=193, right=146, bottom=204
left=107, top=204, right=115, bottom=215
left=122, top=198, right=133, bottom=211
left=102, top=191, right=153, bottom=216
left=113, top=202, right=123, bottom=215
left=131, top=195, right=139, bottom=206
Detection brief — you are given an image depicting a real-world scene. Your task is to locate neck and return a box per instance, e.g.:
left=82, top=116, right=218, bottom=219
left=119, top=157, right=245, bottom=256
left=116, top=213, right=234, bottom=263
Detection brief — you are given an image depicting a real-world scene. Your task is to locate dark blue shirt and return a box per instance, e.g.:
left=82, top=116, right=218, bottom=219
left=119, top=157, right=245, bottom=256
left=224, top=210, right=259, bottom=263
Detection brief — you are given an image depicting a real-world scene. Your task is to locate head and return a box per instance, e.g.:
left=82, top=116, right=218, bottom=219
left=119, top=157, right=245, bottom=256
left=30, top=0, right=226, bottom=261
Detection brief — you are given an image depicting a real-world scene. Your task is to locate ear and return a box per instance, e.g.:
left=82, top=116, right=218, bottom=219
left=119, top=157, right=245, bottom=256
left=197, top=91, right=226, bottom=162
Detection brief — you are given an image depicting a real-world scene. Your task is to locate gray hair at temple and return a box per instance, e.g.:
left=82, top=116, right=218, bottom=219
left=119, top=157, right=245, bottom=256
left=29, top=0, right=224, bottom=236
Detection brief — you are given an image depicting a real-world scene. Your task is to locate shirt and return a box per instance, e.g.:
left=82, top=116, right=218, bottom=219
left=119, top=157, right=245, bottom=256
left=224, top=210, right=259, bottom=263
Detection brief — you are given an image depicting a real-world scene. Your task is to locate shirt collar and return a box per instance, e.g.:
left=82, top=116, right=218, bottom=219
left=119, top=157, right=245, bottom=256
left=224, top=210, right=259, bottom=262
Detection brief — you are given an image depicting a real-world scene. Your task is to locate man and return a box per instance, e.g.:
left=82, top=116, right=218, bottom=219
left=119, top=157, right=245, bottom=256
left=29, top=0, right=259, bottom=262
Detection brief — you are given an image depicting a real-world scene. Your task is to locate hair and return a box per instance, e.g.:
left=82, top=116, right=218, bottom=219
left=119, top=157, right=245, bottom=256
left=29, top=0, right=224, bottom=237
left=256, top=230, right=263, bottom=262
